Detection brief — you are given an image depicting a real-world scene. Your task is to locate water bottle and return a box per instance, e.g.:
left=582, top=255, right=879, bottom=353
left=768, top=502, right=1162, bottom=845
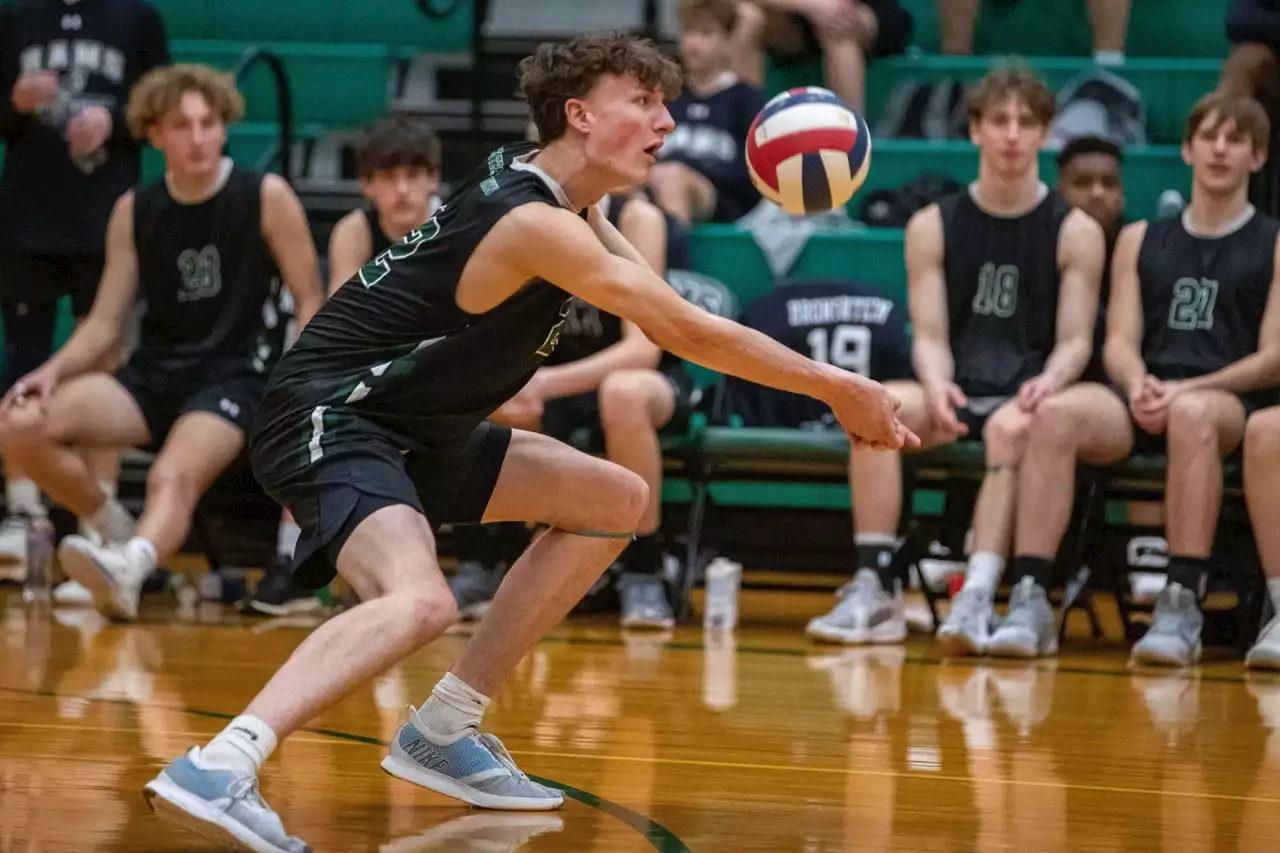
left=703, top=557, right=742, bottom=631
left=22, top=516, right=54, bottom=605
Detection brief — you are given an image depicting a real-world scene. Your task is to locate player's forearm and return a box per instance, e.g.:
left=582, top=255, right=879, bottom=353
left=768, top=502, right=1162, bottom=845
left=48, top=317, right=119, bottom=379
left=1103, top=337, right=1146, bottom=390
left=1183, top=348, right=1280, bottom=394
left=1042, top=335, right=1092, bottom=388
left=912, top=338, right=954, bottom=388
left=657, top=311, right=841, bottom=402
left=537, top=337, right=662, bottom=401
left=290, top=280, right=325, bottom=329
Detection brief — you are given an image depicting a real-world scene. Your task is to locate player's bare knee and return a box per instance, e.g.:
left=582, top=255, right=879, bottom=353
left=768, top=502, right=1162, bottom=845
left=983, top=408, right=1031, bottom=462
left=1167, top=393, right=1217, bottom=447
left=595, top=466, right=648, bottom=531
left=1246, top=408, right=1280, bottom=462
left=0, top=401, right=45, bottom=450
left=1029, top=394, right=1081, bottom=448
left=599, top=370, right=659, bottom=424
left=402, top=589, right=458, bottom=642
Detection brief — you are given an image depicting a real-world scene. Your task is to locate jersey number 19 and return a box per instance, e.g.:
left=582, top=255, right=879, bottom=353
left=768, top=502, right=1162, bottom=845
left=807, top=324, right=871, bottom=376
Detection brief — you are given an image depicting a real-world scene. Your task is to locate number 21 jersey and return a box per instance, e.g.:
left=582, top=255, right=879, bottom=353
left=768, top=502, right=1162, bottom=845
left=1138, top=209, right=1279, bottom=381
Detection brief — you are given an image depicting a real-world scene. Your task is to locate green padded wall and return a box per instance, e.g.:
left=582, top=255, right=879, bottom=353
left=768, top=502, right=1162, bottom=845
left=149, top=0, right=212, bottom=40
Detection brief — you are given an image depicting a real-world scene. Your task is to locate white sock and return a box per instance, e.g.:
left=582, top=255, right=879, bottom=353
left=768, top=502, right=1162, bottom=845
left=418, top=672, right=490, bottom=745
left=1268, top=577, right=1280, bottom=617
left=126, top=537, right=157, bottom=575
left=196, top=714, right=278, bottom=776
left=277, top=520, right=301, bottom=558
left=98, top=480, right=117, bottom=500
left=1093, top=49, right=1124, bottom=66
left=88, top=499, right=135, bottom=544
left=964, top=551, right=1004, bottom=596
left=854, top=532, right=897, bottom=547
left=6, top=478, right=45, bottom=518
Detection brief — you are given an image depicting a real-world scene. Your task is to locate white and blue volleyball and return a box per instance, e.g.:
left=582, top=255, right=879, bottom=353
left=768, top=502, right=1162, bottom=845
left=746, top=86, right=872, bottom=216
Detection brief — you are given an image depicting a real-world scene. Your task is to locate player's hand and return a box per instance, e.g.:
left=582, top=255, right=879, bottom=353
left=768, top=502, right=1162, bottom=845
left=11, top=71, right=58, bottom=114
left=924, top=380, right=968, bottom=439
left=827, top=370, right=920, bottom=452
left=67, top=106, right=112, bottom=157
left=490, top=380, right=545, bottom=430
left=798, top=0, right=859, bottom=39
left=1128, top=375, right=1170, bottom=434
left=1016, top=373, right=1061, bottom=413
left=0, top=364, right=59, bottom=417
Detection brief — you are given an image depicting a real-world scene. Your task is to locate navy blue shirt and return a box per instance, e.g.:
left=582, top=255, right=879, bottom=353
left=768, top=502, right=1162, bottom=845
left=659, top=74, right=764, bottom=222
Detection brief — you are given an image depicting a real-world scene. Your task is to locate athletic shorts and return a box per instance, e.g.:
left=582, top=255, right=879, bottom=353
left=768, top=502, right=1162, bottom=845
left=541, top=366, right=695, bottom=444
left=768, top=0, right=913, bottom=62
left=116, top=361, right=266, bottom=452
left=252, top=419, right=511, bottom=590
left=0, top=252, right=102, bottom=317
left=1102, top=383, right=1271, bottom=456
left=954, top=395, right=1011, bottom=440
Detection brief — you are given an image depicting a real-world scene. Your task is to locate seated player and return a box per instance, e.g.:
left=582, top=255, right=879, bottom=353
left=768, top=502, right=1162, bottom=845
left=938, top=0, right=1130, bottom=66
left=245, top=115, right=443, bottom=616
left=0, top=64, right=324, bottom=621
left=1012, top=92, right=1280, bottom=665
left=719, top=277, right=912, bottom=643
left=730, top=0, right=913, bottom=111
left=827, top=69, right=1104, bottom=651
left=453, top=185, right=696, bottom=629
left=649, top=0, right=764, bottom=225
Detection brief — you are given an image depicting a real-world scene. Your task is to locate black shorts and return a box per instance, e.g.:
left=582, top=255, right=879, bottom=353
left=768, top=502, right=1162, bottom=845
left=0, top=253, right=102, bottom=317
left=540, top=366, right=696, bottom=445
left=116, top=362, right=265, bottom=452
left=256, top=420, right=511, bottom=590
left=954, top=395, right=1012, bottom=440
left=1101, top=383, right=1269, bottom=456
left=769, top=0, right=913, bottom=62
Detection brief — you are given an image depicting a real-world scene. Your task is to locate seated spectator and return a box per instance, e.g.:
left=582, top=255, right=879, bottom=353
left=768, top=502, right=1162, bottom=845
left=0, top=65, right=324, bottom=621
left=243, top=115, right=444, bottom=616
left=938, top=0, right=1130, bottom=66
left=450, top=185, right=699, bottom=629
left=730, top=0, right=913, bottom=111
left=721, top=277, right=912, bottom=642
left=1220, top=0, right=1280, bottom=100
left=650, top=0, right=765, bottom=225
left=1012, top=92, right=1280, bottom=665
left=326, top=116, right=444, bottom=292
left=822, top=69, right=1104, bottom=651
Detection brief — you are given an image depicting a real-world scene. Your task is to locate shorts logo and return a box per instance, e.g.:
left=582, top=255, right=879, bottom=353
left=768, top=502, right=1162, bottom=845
left=219, top=398, right=241, bottom=419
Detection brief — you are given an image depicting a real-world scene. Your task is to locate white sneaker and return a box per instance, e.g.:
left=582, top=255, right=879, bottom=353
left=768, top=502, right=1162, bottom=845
left=986, top=577, right=1059, bottom=659
left=53, top=580, right=94, bottom=606
left=1246, top=615, right=1280, bottom=670
left=806, top=569, right=906, bottom=645
left=56, top=536, right=147, bottom=622
left=0, top=514, right=29, bottom=581
left=936, top=586, right=993, bottom=657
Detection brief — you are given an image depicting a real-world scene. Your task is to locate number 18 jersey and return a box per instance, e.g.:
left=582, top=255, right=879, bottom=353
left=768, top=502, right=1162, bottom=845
left=1138, top=209, right=1279, bottom=381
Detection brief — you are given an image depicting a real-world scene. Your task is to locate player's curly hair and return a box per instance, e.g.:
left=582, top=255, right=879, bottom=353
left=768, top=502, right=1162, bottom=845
left=126, top=63, right=245, bottom=139
left=356, top=115, right=442, bottom=179
left=518, top=32, right=682, bottom=144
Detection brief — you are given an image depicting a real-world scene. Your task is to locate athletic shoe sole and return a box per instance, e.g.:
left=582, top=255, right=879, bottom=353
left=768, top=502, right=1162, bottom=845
left=806, top=621, right=907, bottom=645
left=143, top=774, right=301, bottom=853
left=379, top=754, right=564, bottom=811
left=1131, top=640, right=1201, bottom=668
left=936, top=629, right=985, bottom=658
left=986, top=628, right=1059, bottom=659
left=57, top=541, right=136, bottom=622
left=1245, top=647, right=1280, bottom=670
left=246, top=597, right=323, bottom=617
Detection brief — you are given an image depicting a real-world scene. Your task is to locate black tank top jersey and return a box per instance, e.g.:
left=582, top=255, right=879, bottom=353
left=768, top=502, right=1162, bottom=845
left=131, top=164, right=285, bottom=393
left=938, top=187, right=1073, bottom=397
left=363, top=207, right=395, bottom=257
left=1138, top=210, right=1280, bottom=381
left=253, top=142, right=578, bottom=463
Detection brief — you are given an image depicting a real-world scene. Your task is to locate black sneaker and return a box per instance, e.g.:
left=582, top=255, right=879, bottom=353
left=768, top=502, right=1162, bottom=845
left=242, top=561, right=322, bottom=617
left=449, top=561, right=503, bottom=621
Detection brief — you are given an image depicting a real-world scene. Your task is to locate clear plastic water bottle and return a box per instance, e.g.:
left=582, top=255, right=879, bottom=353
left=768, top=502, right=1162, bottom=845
left=703, top=557, right=742, bottom=631
left=22, top=516, right=54, bottom=605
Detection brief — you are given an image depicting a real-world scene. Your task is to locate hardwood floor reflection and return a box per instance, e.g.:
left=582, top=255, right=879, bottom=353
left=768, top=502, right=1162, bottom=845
left=1, top=589, right=1279, bottom=851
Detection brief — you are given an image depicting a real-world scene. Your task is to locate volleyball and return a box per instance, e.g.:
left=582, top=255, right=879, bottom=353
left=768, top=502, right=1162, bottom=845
left=745, top=86, right=872, bottom=216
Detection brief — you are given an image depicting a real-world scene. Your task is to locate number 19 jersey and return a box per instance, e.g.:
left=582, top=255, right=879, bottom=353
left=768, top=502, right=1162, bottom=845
left=1138, top=209, right=1279, bottom=381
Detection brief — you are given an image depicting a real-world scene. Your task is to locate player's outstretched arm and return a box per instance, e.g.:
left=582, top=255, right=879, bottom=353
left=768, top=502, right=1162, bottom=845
left=1180, top=229, right=1280, bottom=394
left=507, top=205, right=917, bottom=450
left=1103, top=221, right=1150, bottom=395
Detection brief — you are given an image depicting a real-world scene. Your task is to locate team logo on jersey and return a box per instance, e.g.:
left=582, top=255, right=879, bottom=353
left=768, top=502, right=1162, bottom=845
left=536, top=298, right=575, bottom=357
left=177, top=246, right=222, bottom=303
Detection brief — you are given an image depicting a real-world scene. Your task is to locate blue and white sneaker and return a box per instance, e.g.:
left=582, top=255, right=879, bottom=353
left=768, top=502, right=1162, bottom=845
left=381, top=705, right=564, bottom=810
left=142, top=748, right=310, bottom=853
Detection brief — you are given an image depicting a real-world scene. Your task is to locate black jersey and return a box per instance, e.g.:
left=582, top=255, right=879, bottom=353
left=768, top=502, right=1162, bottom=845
left=659, top=74, right=764, bottom=222
left=1138, top=209, right=1280, bottom=381
left=252, top=142, right=578, bottom=471
left=724, top=279, right=912, bottom=428
left=129, top=164, right=285, bottom=393
left=939, top=186, right=1073, bottom=397
left=0, top=0, right=169, bottom=256
left=363, top=207, right=395, bottom=257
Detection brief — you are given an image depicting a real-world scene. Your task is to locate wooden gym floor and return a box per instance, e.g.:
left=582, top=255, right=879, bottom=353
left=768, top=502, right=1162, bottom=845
left=2, top=584, right=1280, bottom=852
